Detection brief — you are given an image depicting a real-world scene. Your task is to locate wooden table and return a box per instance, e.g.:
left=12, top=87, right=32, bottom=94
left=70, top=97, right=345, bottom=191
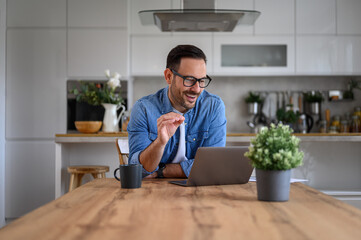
left=2, top=179, right=361, bottom=240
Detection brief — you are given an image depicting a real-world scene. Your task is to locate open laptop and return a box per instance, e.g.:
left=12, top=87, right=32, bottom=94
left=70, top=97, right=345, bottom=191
left=169, top=146, right=253, bottom=187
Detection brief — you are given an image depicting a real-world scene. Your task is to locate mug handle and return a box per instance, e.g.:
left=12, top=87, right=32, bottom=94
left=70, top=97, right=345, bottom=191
left=114, top=168, right=121, bottom=181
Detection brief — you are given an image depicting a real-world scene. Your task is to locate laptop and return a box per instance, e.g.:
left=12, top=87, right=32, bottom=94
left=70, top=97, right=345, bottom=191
left=169, top=146, right=253, bottom=187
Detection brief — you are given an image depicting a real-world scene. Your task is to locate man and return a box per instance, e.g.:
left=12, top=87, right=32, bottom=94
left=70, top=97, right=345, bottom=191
left=128, top=45, right=227, bottom=178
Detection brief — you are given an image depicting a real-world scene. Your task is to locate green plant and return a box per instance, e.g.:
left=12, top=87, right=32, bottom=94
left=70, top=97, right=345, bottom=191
left=276, top=106, right=300, bottom=124
left=245, top=92, right=263, bottom=103
left=70, top=70, right=123, bottom=106
left=344, top=79, right=361, bottom=99
left=304, top=91, right=324, bottom=103
left=244, top=123, right=304, bottom=170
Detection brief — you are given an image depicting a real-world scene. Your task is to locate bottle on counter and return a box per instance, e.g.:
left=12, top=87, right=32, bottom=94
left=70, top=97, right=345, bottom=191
left=331, top=115, right=341, bottom=132
left=319, top=120, right=328, bottom=133
left=325, top=109, right=331, bottom=130
left=351, top=115, right=360, bottom=133
left=354, top=107, right=361, bottom=119
left=344, top=112, right=352, bottom=123
left=121, top=111, right=130, bottom=132
left=340, top=120, right=349, bottom=133
left=328, top=126, right=338, bottom=134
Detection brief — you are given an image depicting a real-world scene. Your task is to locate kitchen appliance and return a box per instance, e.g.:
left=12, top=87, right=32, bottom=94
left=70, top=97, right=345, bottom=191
left=297, top=114, right=313, bottom=133
left=139, top=0, right=260, bottom=32
left=247, top=109, right=269, bottom=133
left=247, top=121, right=266, bottom=134
left=298, top=95, right=313, bottom=133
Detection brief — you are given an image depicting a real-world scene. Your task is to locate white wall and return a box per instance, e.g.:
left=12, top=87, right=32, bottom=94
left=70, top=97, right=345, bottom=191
left=4, top=0, right=128, bottom=219
left=0, top=0, right=6, bottom=228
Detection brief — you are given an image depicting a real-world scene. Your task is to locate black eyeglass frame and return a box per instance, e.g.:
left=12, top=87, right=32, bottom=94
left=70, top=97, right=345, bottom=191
left=171, top=69, right=212, bottom=88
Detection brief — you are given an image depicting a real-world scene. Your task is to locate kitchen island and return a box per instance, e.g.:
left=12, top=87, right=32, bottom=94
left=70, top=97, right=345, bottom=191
left=55, top=133, right=361, bottom=209
left=1, top=178, right=361, bottom=239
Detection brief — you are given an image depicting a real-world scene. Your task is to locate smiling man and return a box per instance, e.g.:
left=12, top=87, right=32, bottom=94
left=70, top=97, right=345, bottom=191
left=127, top=45, right=227, bottom=178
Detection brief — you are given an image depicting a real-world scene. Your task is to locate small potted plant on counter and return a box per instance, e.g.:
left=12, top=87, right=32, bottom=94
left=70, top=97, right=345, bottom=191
left=245, top=91, right=264, bottom=115
left=276, top=105, right=300, bottom=131
left=304, top=91, right=324, bottom=115
left=244, top=123, right=304, bottom=201
left=343, top=78, right=361, bottom=100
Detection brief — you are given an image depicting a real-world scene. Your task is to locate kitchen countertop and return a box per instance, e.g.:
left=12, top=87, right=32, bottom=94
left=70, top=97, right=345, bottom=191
left=54, top=132, right=361, bottom=200
left=55, top=132, right=361, bottom=142
left=2, top=178, right=361, bottom=240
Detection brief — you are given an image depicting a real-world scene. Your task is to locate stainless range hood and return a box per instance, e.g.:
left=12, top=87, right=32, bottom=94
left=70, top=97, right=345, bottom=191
left=139, top=0, right=260, bottom=32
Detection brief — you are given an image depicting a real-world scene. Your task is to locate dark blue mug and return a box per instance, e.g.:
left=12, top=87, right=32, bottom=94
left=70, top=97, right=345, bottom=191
left=114, top=164, right=142, bottom=189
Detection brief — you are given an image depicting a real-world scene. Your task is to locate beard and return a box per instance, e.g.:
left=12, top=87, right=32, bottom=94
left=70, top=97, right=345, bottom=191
left=169, top=82, right=200, bottom=111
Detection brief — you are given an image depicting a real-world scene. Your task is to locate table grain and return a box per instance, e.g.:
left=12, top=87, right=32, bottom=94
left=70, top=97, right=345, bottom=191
left=1, top=178, right=361, bottom=240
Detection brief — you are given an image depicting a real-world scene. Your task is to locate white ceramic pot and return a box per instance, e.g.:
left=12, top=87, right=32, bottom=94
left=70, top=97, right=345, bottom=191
left=310, top=102, right=320, bottom=115
left=102, top=103, right=125, bottom=132
left=247, top=102, right=260, bottom=115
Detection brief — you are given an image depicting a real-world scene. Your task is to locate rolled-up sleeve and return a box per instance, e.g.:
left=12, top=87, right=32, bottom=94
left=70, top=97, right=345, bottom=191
left=179, top=159, right=194, bottom=177
left=127, top=100, right=158, bottom=176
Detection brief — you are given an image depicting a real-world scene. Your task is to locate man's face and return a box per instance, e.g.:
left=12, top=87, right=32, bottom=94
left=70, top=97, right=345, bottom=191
left=166, top=58, right=206, bottom=113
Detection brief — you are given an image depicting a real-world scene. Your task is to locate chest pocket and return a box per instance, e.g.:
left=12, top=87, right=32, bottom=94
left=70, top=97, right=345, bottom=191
left=186, top=131, right=208, bottom=143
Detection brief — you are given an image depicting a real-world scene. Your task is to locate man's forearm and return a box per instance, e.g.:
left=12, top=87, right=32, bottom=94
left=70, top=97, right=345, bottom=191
left=139, top=138, right=165, bottom=172
left=163, top=163, right=186, bottom=178
left=139, top=141, right=186, bottom=178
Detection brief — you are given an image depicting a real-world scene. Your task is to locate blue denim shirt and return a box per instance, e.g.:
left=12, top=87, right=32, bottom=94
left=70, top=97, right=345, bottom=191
left=127, top=87, right=227, bottom=177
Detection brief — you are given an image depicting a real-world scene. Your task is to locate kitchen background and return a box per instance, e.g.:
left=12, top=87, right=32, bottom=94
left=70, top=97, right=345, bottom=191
left=134, top=76, right=361, bottom=132
left=1, top=0, right=361, bottom=226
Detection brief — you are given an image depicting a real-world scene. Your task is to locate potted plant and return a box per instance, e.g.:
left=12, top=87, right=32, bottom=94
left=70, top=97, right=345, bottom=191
left=276, top=105, right=300, bottom=131
left=70, top=69, right=125, bottom=132
left=245, top=91, right=263, bottom=114
left=343, top=78, right=361, bottom=100
left=244, top=123, right=304, bottom=201
left=304, top=91, right=324, bottom=115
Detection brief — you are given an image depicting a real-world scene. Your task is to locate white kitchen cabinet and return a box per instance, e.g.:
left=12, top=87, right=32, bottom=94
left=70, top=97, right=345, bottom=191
left=0, top=0, right=6, bottom=228
left=337, top=0, right=361, bottom=35
left=254, top=0, right=294, bottom=35
left=336, top=37, right=361, bottom=74
left=68, top=29, right=128, bottom=78
left=68, top=0, right=127, bottom=28
left=131, top=35, right=213, bottom=76
left=6, top=29, right=67, bottom=139
left=296, top=36, right=361, bottom=75
left=213, top=36, right=295, bottom=75
left=7, top=0, right=66, bottom=27
left=215, top=0, right=254, bottom=35
left=296, top=36, right=336, bottom=74
left=130, top=0, right=171, bottom=35
left=5, top=141, right=55, bottom=218
left=296, top=0, right=336, bottom=35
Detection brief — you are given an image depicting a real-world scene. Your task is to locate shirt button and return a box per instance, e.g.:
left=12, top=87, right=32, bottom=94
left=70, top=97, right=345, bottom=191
left=184, top=122, right=187, bottom=125
left=193, top=138, right=196, bottom=141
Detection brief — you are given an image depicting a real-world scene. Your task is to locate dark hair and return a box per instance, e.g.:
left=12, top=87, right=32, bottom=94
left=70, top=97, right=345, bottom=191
left=166, top=45, right=207, bottom=71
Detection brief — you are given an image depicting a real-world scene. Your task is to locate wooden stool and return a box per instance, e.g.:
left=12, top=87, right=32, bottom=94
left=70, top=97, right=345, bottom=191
left=67, top=165, right=109, bottom=192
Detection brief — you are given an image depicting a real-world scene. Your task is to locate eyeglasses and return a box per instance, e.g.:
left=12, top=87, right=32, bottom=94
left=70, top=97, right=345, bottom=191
left=171, top=69, right=211, bottom=88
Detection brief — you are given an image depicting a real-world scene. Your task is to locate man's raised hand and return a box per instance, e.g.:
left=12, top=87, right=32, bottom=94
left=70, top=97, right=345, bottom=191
left=157, top=112, right=184, bottom=145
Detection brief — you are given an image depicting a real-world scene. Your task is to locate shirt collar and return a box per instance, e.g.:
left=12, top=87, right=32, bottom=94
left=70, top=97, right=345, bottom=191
left=161, top=87, right=174, bottom=114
